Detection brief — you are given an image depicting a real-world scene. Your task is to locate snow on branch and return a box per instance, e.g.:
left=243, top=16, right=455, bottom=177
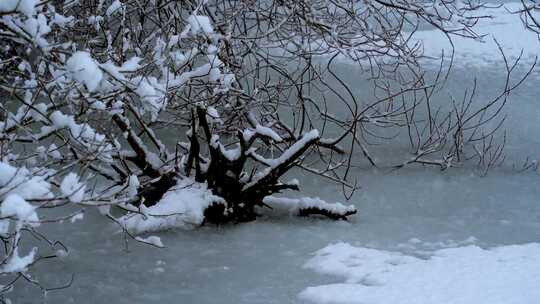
left=243, top=130, right=320, bottom=192
left=264, top=196, right=357, bottom=220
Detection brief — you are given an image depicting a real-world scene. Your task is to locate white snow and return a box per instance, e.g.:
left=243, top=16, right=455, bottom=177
left=0, top=161, right=52, bottom=200
left=3, top=12, right=52, bottom=48
left=41, top=110, right=113, bottom=161
left=1, top=247, right=37, bottom=273
left=47, top=144, right=63, bottom=160
left=187, top=15, right=214, bottom=35
left=126, top=175, right=140, bottom=198
left=220, top=73, right=235, bottom=91
left=0, top=194, right=38, bottom=224
left=66, top=51, right=103, bottom=92
left=219, top=144, right=241, bottom=161
left=0, top=0, right=38, bottom=16
left=106, top=0, right=124, bottom=16
left=60, top=173, right=86, bottom=203
left=133, top=76, right=167, bottom=120
left=87, top=15, right=104, bottom=31
left=52, top=12, right=74, bottom=27
left=100, top=57, right=141, bottom=81
left=0, top=102, right=48, bottom=132
left=4, top=1, right=540, bottom=303
left=135, top=236, right=164, bottom=248
left=209, top=67, right=221, bottom=82
left=119, top=56, right=142, bottom=72
left=299, top=242, right=540, bottom=304
left=255, top=125, right=283, bottom=142
left=55, top=248, right=69, bottom=258
left=70, top=212, right=84, bottom=223
left=119, top=178, right=226, bottom=234
left=242, top=128, right=256, bottom=141
left=264, top=196, right=356, bottom=217
left=206, top=106, right=222, bottom=124
left=168, top=63, right=212, bottom=88
left=243, top=129, right=320, bottom=189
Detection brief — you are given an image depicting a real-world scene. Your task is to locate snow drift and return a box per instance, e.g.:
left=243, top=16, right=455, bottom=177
left=299, top=242, right=540, bottom=304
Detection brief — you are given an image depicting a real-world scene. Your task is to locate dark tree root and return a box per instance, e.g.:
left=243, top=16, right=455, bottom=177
left=129, top=106, right=356, bottom=223
left=298, top=207, right=357, bottom=220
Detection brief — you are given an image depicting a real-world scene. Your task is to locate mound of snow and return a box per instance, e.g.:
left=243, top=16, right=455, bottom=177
left=119, top=178, right=225, bottom=234
left=299, top=242, right=540, bottom=304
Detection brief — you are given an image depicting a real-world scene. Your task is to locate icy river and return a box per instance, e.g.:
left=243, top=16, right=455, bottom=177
left=12, top=2, right=540, bottom=303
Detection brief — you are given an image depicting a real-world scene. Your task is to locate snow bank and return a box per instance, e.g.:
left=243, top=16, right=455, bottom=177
left=299, top=242, right=540, bottom=304
left=119, top=178, right=226, bottom=234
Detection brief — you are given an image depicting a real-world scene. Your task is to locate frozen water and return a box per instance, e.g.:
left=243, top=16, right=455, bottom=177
left=9, top=3, right=540, bottom=303
left=12, top=161, right=540, bottom=303
left=415, top=2, right=540, bottom=67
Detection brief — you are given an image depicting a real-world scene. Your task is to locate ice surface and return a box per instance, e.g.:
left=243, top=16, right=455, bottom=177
left=415, top=3, right=540, bottom=67
left=12, top=162, right=540, bottom=304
